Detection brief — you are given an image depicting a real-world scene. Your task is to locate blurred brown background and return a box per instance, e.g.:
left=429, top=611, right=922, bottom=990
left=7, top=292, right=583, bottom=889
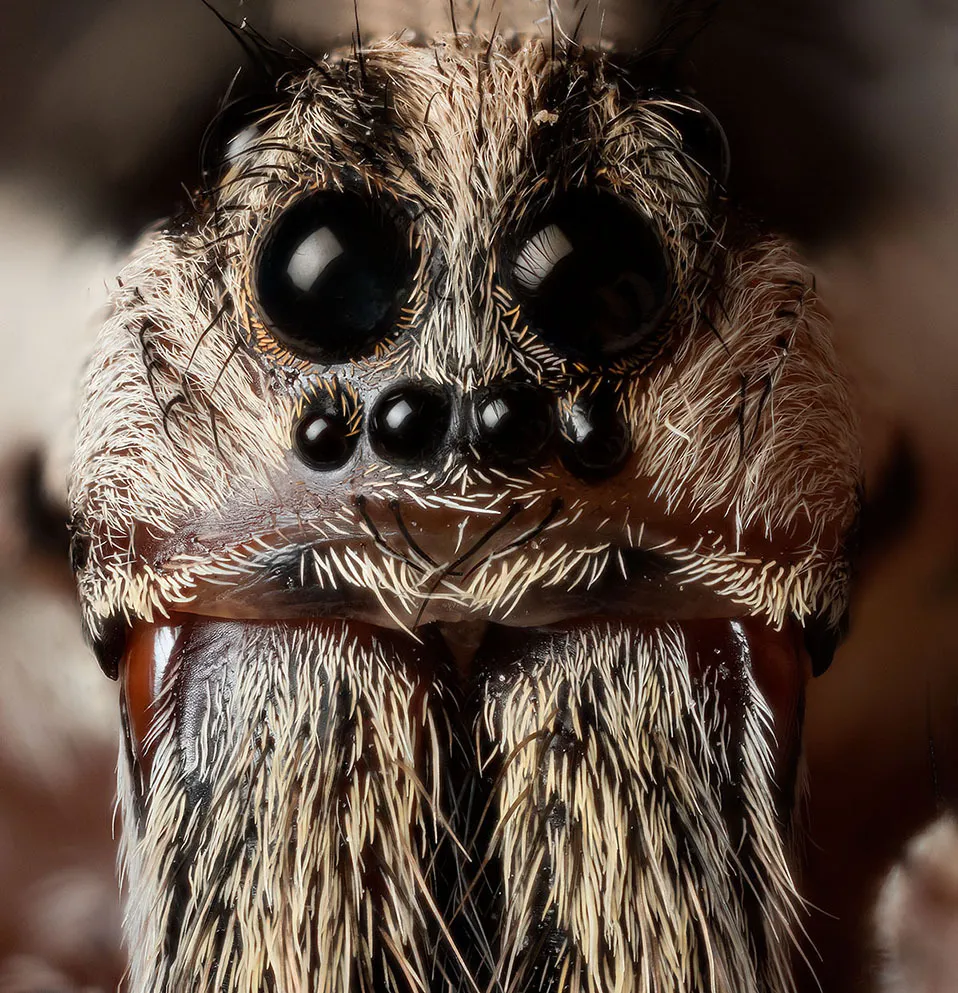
left=0, top=1, right=956, bottom=990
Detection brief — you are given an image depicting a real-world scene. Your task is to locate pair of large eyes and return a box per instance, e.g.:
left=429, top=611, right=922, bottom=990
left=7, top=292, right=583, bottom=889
left=253, top=190, right=671, bottom=365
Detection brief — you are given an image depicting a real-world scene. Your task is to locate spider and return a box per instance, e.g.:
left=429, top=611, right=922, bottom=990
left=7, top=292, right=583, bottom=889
left=68, top=14, right=861, bottom=993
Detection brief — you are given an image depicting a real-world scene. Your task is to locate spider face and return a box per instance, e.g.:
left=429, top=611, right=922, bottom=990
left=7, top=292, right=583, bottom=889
left=69, top=34, right=859, bottom=993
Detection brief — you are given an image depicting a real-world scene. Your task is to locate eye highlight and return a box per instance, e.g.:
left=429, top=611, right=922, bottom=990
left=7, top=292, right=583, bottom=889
left=286, top=227, right=344, bottom=292
left=514, top=223, right=574, bottom=291
left=511, top=191, right=671, bottom=364
left=254, top=191, right=413, bottom=364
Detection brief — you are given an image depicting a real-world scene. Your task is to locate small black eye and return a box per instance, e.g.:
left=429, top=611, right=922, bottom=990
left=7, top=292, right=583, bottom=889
left=255, top=192, right=412, bottom=363
left=294, top=409, right=357, bottom=471
left=512, top=191, right=671, bottom=363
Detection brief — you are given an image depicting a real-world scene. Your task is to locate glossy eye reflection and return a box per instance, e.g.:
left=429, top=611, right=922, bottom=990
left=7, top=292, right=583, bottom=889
left=512, top=192, right=671, bottom=363
left=254, top=192, right=412, bottom=363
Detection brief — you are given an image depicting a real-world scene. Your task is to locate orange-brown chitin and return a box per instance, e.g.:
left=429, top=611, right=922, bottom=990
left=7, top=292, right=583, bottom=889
left=122, top=620, right=181, bottom=780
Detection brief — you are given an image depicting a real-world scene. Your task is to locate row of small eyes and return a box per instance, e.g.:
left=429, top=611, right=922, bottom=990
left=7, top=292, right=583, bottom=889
left=253, top=189, right=672, bottom=366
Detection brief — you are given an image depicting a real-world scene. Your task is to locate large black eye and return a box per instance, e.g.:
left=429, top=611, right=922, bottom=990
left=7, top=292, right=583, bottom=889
left=254, top=192, right=412, bottom=363
left=512, top=191, right=671, bottom=363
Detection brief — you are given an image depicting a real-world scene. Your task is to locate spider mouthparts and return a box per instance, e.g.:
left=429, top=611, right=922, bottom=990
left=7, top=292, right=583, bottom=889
left=112, top=610, right=811, bottom=990
left=435, top=619, right=491, bottom=674
left=118, top=612, right=808, bottom=802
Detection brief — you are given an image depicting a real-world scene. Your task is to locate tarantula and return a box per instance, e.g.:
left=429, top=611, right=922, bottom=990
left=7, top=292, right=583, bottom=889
left=68, top=26, right=860, bottom=993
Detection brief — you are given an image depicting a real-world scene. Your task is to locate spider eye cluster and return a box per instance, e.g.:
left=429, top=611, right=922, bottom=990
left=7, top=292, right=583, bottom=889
left=511, top=192, right=671, bottom=363
left=252, top=189, right=671, bottom=368
left=254, top=192, right=412, bottom=363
